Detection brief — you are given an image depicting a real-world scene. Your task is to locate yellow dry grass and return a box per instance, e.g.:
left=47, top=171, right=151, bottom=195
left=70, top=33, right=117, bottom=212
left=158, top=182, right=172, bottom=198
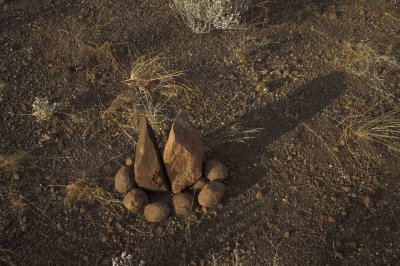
left=204, top=123, right=263, bottom=151
left=341, top=108, right=400, bottom=158
left=123, top=54, right=191, bottom=98
left=337, top=41, right=400, bottom=81
left=64, top=180, right=118, bottom=206
left=104, top=53, right=193, bottom=139
left=0, top=152, right=29, bottom=173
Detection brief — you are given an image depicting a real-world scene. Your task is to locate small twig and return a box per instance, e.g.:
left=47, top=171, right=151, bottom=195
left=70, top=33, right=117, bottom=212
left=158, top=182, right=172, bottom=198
left=332, top=241, right=343, bottom=260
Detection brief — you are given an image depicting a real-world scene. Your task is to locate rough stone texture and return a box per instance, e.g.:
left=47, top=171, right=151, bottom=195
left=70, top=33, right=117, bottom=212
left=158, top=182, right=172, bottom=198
left=191, top=177, right=208, bottom=192
left=114, top=165, right=135, bottom=193
left=171, top=193, right=194, bottom=215
left=204, top=159, right=228, bottom=181
left=163, top=110, right=204, bottom=193
left=144, top=202, right=171, bottom=223
left=134, top=116, right=169, bottom=192
left=122, top=188, right=149, bottom=213
left=198, top=181, right=226, bottom=207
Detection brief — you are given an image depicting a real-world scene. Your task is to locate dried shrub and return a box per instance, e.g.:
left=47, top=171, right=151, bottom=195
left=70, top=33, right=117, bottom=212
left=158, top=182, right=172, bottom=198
left=171, top=0, right=249, bottom=33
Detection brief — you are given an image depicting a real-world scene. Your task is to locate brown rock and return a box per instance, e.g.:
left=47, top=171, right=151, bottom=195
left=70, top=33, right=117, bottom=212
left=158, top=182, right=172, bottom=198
left=122, top=188, right=149, bottom=213
left=198, top=181, right=226, bottom=207
left=363, top=195, right=372, bottom=208
left=163, top=110, right=204, bottom=193
left=134, top=116, right=169, bottom=192
left=204, top=159, right=228, bottom=181
left=192, top=177, right=208, bottom=192
left=144, top=202, right=171, bottom=222
left=114, top=166, right=135, bottom=193
left=171, top=193, right=194, bottom=215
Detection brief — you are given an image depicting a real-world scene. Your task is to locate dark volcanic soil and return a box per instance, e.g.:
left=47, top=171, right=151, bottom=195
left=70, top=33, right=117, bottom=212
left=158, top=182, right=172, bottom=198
left=1, top=0, right=400, bottom=265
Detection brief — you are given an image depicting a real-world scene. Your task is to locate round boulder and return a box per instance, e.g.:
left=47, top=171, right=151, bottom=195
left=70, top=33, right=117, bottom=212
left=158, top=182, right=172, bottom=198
left=114, top=166, right=135, bottom=193
left=171, top=193, right=194, bottom=215
left=144, top=202, right=171, bottom=222
left=192, top=177, right=208, bottom=192
left=204, top=159, right=228, bottom=181
left=123, top=188, right=149, bottom=213
left=198, top=181, right=226, bottom=207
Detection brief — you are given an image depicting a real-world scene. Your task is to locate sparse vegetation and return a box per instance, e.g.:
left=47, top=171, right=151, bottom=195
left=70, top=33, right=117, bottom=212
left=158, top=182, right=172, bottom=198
left=31, top=97, right=57, bottom=122
left=0, top=152, right=29, bottom=173
left=337, top=41, right=400, bottom=81
left=341, top=108, right=400, bottom=158
left=123, top=54, right=189, bottom=98
left=64, top=180, right=118, bottom=207
left=104, top=54, right=191, bottom=138
left=204, top=123, right=263, bottom=151
left=171, top=0, right=249, bottom=33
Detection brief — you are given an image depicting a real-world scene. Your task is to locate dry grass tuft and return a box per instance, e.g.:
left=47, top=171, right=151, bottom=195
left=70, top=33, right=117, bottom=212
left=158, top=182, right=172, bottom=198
left=123, top=54, right=191, bottom=98
left=41, top=14, right=121, bottom=83
left=64, top=180, right=117, bottom=207
left=104, top=54, right=192, bottom=139
left=171, top=0, right=249, bottom=33
left=204, top=123, right=263, bottom=151
left=32, top=97, right=57, bottom=122
left=103, top=86, right=169, bottom=141
left=337, top=41, right=400, bottom=81
left=341, top=108, right=400, bottom=158
left=0, top=152, right=29, bottom=173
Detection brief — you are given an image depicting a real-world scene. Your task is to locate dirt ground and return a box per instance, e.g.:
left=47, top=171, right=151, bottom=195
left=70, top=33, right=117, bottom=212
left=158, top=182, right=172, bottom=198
left=1, top=0, right=400, bottom=265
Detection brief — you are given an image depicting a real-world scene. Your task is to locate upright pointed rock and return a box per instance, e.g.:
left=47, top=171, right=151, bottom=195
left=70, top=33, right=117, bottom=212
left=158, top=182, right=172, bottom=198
left=134, top=116, right=169, bottom=192
left=164, top=110, right=204, bottom=193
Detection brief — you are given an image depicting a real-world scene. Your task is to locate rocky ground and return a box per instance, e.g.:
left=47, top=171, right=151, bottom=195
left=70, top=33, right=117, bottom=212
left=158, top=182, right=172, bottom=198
left=1, top=0, right=400, bottom=265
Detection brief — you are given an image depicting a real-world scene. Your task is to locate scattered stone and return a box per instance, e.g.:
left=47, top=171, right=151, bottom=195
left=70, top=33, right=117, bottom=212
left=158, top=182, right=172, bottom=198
left=125, top=157, right=133, bottom=166
left=198, top=181, right=226, bottom=207
left=164, top=110, right=204, bottom=193
left=21, top=224, right=28, bottom=232
left=79, top=207, right=87, bottom=214
left=171, top=193, right=194, bottom=215
left=255, top=82, right=268, bottom=94
left=349, top=242, right=357, bottom=248
left=204, top=159, right=228, bottom=181
left=362, top=195, right=372, bottom=208
left=123, top=189, right=149, bottom=213
left=192, top=177, right=208, bottom=192
left=255, top=191, right=263, bottom=200
left=144, top=202, right=171, bottom=223
left=284, top=231, right=290, bottom=238
left=114, top=165, right=135, bottom=193
left=134, top=116, right=169, bottom=192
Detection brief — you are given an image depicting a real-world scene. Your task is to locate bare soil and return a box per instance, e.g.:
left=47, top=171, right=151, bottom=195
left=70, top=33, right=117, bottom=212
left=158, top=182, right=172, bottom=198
left=1, top=0, right=399, bottom=265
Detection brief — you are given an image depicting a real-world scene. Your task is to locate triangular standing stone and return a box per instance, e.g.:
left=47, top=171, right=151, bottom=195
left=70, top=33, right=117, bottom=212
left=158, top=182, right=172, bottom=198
left=163, top=110, right=204, bottom=193
left=134, top=116, right=169, bottom=192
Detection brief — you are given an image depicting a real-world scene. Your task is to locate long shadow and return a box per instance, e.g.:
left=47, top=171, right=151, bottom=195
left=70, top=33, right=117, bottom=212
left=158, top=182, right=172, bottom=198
left=174, top=72, right=347, bottom=265
left=212, top=71, right=346, bottom=195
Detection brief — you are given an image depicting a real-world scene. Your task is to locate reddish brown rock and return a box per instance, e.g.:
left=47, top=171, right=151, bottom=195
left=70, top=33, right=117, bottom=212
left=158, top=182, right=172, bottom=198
left=144, top=202, right=171, bottom=222
left=134, top=116, right=169, bottom=192
left=204, top=159, right=228, bottom=181
left=122, top=188, right=149, bottom=213
left=171, top=193, right=194, bottom=215
left=198, top=181, right=226, bottom=207
left=191, top=177, right=208, bottom=192
left=114, top=165, right=135, bottom=193
left=163, top=111, right=204, bottom=193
